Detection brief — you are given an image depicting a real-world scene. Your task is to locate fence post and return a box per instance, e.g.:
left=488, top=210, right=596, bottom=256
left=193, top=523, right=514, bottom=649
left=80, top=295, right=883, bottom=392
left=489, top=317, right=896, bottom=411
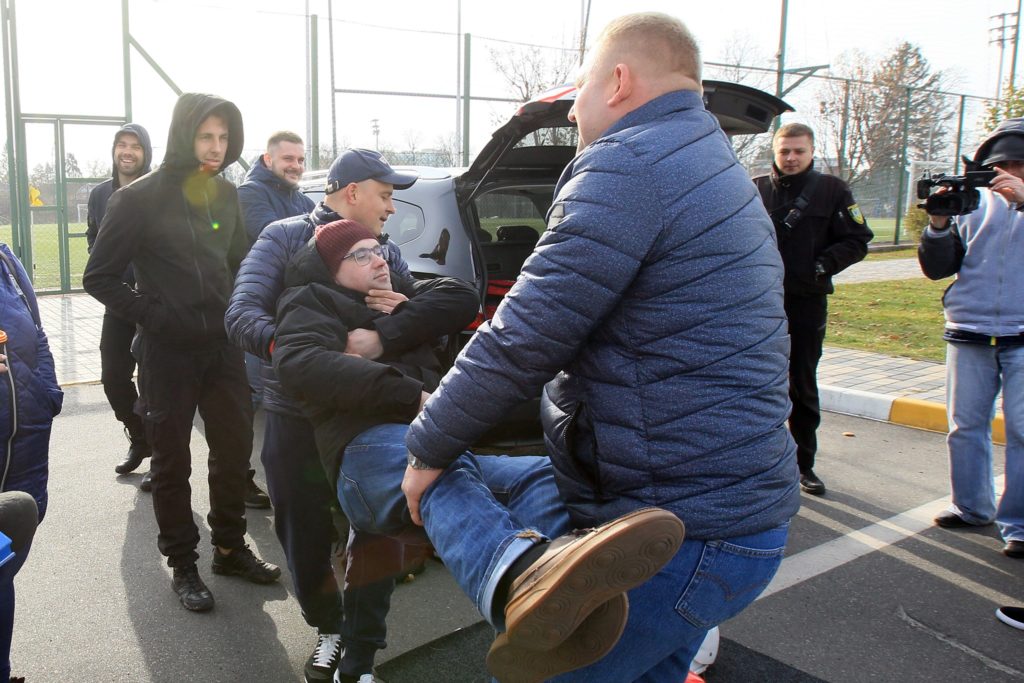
left=893, top=86, right=912, bottom=245
left=953, top=95, right=966, bottom=174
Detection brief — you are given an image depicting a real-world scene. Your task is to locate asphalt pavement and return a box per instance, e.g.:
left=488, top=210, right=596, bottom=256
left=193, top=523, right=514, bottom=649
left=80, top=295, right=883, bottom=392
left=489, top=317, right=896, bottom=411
left=12, top=256, right=1022, bottom=681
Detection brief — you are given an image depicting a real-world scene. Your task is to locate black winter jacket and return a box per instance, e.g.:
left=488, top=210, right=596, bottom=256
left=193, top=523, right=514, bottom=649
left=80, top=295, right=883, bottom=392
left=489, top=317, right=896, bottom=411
left=272, top=241, right=478, bottom=482
left=83, top=94, right=248, bottom=346
left=86, top=123, right=153, bottom=299
left=755, top=163, right=873, bottom=296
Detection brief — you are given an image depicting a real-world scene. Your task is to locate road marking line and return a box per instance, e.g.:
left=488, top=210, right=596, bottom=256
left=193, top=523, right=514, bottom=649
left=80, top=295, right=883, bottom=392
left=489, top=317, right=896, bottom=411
left=897, top=605, right=1024, bottom=678
left=760, top=477, right=1006, bottom=600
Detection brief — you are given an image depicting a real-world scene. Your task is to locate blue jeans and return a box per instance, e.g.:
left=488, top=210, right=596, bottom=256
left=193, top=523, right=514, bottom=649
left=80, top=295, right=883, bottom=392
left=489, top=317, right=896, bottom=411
left=339, top=424, right=570, bottom=628
left=552, top=523, right=789, bottom=682
left=945, top=342, right=1024, bottom=541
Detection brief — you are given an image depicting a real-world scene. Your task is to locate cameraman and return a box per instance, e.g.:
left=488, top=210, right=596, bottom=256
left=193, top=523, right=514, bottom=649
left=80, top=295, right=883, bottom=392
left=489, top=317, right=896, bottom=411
left=919, top=117, right=1024, bottom=559
left=755, top=123, right=873, bottom=496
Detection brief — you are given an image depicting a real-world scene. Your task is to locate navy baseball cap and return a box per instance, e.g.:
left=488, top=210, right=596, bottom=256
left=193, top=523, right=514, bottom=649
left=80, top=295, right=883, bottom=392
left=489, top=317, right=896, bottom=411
left=325, top=148, right=418, bottom=194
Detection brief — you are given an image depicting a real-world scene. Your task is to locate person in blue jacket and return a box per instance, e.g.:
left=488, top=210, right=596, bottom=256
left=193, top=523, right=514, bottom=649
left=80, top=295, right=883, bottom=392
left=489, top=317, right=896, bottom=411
left=401, top=12, right=799, bottom=681
left=226, top=149, right=421, bottom=683
left=0, top=244, right=62, bottom=680
left=233, top=131, right=316, bottom=510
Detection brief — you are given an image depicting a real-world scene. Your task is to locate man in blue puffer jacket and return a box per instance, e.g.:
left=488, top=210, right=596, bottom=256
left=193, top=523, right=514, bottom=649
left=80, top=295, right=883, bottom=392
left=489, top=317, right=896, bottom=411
left=0, top=244, right=62, bottom=681
left=402, top=12, right=800, bottom=680
left=226, top=149, right=420, bottom=683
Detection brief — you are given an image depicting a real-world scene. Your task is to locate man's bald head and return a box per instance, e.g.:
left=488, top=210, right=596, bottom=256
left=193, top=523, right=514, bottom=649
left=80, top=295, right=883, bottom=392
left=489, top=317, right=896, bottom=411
left=594, top=12, right=702, bottom=86
left=570, top=12, right=702, bottom=151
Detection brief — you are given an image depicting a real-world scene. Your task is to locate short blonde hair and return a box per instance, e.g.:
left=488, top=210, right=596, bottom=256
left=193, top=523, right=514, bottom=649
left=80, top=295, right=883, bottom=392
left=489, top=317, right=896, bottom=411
left=596, top=12, right=702, bottom=82
left=774, top=123, right=815, bottom=145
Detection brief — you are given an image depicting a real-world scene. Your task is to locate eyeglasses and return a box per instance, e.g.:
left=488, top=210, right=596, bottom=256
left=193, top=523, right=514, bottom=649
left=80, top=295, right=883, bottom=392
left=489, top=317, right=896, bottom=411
left=342, top=244, right=388, bottom=266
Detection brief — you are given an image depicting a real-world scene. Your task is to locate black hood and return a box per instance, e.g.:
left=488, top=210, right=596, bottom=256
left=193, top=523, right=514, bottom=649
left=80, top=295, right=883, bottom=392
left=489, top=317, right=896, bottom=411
left=111, top=123, right=153, bottom=188
left=974, top=117, right=1024, bottom=168
left=161, top=93, right=243, bottom=175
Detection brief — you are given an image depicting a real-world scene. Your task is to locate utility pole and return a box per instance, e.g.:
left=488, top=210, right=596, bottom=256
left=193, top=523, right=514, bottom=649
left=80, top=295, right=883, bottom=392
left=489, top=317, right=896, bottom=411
left=1013, top=0, right=1023, bottom=90
left=992, top=11, right=1017, bottom=98
left=371, top=118, right=380, bottom=151
left=455, top=0, right=461, bottom=161
left=774, top=0, right=789, bottom=132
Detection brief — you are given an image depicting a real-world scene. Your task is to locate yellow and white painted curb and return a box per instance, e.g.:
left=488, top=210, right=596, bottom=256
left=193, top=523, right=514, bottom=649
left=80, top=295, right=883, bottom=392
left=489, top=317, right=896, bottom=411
left=820, top=385, right=1006, bottom=446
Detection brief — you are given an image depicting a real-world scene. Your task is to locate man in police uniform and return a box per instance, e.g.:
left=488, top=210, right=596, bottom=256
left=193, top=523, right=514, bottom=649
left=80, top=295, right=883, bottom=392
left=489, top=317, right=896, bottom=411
left=755, top=122, right=873, bottom=496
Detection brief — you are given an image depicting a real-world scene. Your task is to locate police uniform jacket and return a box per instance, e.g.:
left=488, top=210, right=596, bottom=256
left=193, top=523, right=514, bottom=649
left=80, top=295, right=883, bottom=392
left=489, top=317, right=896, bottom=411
left=755, top=163, right=873, bottom=296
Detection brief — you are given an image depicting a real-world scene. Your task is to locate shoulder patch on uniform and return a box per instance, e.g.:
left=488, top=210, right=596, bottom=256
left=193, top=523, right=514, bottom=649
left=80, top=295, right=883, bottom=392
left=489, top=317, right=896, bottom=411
left=847, top=204, right=865, bottom=224
left=547, top=202, right=565, bottom=230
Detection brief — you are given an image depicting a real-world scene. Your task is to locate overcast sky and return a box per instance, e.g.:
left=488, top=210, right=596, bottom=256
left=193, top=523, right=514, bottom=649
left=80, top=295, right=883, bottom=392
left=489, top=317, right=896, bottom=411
left=5, top=0, right=1011, bottom=173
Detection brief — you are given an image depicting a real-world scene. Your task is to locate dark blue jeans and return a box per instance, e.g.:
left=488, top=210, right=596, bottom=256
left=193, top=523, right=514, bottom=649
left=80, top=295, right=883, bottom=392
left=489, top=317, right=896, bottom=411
left=261, top=411, right=399, bottom=675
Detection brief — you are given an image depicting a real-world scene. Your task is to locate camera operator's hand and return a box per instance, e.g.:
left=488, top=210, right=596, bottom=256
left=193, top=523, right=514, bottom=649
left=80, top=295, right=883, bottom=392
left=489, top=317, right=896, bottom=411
left=991, top=165, right=1024, bottom=204
left=926, top=186, right=951, bottom=229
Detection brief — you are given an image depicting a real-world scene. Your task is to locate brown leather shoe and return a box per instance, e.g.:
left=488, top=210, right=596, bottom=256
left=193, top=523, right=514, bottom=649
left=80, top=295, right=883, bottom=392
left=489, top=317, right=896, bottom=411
left=487, top=593, right=628, bottom=683
left=504, top=507, right=684, bottom=652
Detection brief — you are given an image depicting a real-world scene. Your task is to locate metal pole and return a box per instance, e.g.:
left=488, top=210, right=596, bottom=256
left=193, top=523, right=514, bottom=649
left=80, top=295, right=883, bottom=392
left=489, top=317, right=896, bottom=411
left=462, top=33, right=471, bottom=166
left=455, top=0, right=462, bottom=159
left=893, top=87, right=912, bottom=245
left=328, top=0, right=337, bottom=158
left=1013, top=0, right=1023, bottom=90
left=304, top=0, right=310, bottom=157
left=122, top=0, right=131, bottom=121
left=8, top=0, right=28, bottom=262
left=838, top=79, right=850, bottom=180
left=579, top=0, right=591, bottom=65
left=310, top=14, right=319, bottom=170
left=953, top=95, right=966, bottom=174
left=1, top=0, right=21, bottom=256
left=774, top=0, right=788, bottom=132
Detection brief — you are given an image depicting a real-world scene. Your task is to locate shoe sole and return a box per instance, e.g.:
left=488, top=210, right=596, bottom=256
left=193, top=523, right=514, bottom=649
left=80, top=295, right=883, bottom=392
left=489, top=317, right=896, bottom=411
left=800, top=484, right=825, bottom=496
left=244, top=500, right=272, bottom=509
left=211, top=562, right=282, bottom=584
left=996, top=608, right=1024, bottom=630
left=504, top=508, right=683, bottom=652
left=488, top=593, right=628, bottom=683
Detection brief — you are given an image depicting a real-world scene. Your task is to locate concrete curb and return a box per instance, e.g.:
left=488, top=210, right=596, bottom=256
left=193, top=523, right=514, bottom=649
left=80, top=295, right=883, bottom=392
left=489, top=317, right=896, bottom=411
left=820, top=384, right=1006, bottom=445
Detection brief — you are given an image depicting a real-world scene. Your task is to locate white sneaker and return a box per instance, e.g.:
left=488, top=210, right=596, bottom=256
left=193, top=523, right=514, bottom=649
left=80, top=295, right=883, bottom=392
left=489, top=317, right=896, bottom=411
left=333, top=672, right=378, bottom=683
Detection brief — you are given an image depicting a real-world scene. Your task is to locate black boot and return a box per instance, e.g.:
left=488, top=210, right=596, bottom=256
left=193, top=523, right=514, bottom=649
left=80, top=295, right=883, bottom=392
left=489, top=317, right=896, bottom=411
left=115, top=416, right=151, bottom=475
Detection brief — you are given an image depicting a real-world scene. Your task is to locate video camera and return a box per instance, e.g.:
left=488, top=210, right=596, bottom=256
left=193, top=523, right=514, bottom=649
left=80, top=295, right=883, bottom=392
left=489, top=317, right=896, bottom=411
left=916, top=158, right=997, bottom=216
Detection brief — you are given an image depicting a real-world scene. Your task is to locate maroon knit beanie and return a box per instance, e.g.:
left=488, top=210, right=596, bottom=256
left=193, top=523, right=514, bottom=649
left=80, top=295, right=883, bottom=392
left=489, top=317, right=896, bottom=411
left=314, top=219, right=376, bottom=273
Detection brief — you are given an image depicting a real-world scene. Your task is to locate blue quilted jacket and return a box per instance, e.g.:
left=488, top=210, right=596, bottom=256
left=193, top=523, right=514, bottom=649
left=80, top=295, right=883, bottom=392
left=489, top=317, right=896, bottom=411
left=0, top=245, right=62, bottom=521
left=225, top=203, right=412, bottom=417
left=237, top=156, right=316, bottom=244
left=407, top=90, right=800, bottom=539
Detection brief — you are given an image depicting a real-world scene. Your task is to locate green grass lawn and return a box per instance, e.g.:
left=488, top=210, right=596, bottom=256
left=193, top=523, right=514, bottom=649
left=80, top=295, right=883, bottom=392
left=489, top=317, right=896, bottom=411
left=828, top=277, right=950, bottom=362
left=864, top=246, right=916, bottom=261
left=0, top=223, right=89, bottom=292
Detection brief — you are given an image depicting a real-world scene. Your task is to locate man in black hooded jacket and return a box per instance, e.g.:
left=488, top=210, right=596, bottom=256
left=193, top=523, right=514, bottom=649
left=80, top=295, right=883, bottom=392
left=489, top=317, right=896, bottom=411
left=86, top=123, right=153, bottom=480
left=84, top=93, right=280, bottom=612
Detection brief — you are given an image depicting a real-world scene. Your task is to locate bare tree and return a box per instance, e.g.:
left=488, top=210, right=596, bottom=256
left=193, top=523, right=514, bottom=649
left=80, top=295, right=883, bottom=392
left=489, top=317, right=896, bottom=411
left=713, top=34, right=776, bottom=169
left=815, top=44, right=953, bottom=196
left=488, top=41, right=579, bottom=146
left=432, top=132, right=459, bottom=167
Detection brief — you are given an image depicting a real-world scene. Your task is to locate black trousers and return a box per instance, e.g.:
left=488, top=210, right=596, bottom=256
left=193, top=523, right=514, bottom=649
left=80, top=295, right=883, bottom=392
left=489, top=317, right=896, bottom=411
left=261, top=410, right=408, bottom=674
left=784, top=293, right=828, bottom=473
left=99, top=312, right=144, bottom=435
left=135, top=332, right=253, bottom=567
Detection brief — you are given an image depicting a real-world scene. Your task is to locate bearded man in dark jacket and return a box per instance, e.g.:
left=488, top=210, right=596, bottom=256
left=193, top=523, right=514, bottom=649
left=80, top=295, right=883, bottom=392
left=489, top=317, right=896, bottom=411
left=86, top=123, right=153, bottom=479
left=83, top=93, right=280, bottom=613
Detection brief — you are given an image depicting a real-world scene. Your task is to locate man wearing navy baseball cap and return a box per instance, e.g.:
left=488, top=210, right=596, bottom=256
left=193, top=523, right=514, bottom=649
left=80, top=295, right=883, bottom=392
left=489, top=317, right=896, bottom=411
left=226, top=149, right=422, bottom=683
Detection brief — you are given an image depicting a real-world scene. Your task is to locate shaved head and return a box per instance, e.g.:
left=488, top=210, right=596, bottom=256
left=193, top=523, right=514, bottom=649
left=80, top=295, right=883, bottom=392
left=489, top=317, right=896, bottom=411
left=594, top=12, right=702, bottom=84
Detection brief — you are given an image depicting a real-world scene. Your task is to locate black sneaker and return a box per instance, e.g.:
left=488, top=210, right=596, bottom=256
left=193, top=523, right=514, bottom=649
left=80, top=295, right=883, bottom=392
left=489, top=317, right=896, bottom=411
left=139, top=470, right=153, bottom=492
left=172, top=564, right=215, bottom=612
left=211, top=544, right=281, bottom=584
left=799, top=470, right=826, bottom=496
left=303, top=631, right=341, bottom=682
left=245, top=479, right=272, bottom=509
